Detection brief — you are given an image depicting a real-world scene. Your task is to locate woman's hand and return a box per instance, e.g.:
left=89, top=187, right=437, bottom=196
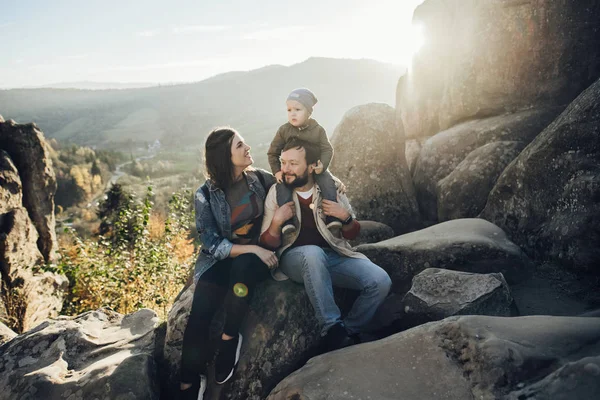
left=321, top=200, right=350, bottom=220
left=273, top=201, right=295, bottom=227
left=275, top=171, right=284, bottom=183
left=253, top=246, right=279, bottom=269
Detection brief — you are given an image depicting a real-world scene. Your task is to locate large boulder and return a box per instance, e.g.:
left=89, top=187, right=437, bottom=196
left=396, top=0, right=600, bottom=140
left=0, top=119, right=57, bottom=262
left=437, top=141, right=523, bottom=221
left=405, top=137, right=429, bottom=174
left=481, top=77, right=600, bottom=275
left=330, top=103, right=420, bottom=234
left=357, top=218, right=532, bottom=294
left=268, top=315, right=600, bottom=400
left=402, top=268, right=514, bottom=326
left=0, top=150, right=42, bottom=271
left=412, top=108, right=560, bottom=223
left=0, top=308, right=160, bottom=400
left=0, top=150, right=67, bottom=333
left=163, top=279, right=322, bottom=399
left=349, top=220, right=394, bottom=247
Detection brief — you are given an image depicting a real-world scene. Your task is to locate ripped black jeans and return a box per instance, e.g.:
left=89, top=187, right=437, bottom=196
left=179, top=253, right=270, bottom=383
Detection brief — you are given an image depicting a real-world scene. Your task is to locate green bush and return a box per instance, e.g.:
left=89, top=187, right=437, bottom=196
left=52, top=185, right=196, bottom=320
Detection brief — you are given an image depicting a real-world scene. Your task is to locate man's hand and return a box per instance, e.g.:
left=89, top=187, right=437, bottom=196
left=275, top=171, right=284, bottom=183
left=273, top=201, right=295, bottom=227
left=321, top=200, right=350, bottom=221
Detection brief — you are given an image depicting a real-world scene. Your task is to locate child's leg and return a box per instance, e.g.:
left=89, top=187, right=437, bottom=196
left=276, top=181, right=294, bottom=205
left=315, top=170, right=337, bottom=202
left=315, top=170, right=342, bottom=228
left=276, top=182, right=296, bottom=233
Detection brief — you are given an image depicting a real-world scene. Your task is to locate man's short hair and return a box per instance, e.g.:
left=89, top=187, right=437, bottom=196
left=282, top=137, right=320, bottom=165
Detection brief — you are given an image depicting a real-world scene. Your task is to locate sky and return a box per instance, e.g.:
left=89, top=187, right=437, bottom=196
left=0, top=0, right=424, bottom=88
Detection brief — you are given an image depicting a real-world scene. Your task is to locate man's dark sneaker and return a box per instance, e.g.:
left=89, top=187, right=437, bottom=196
left=180, top=374, right=207, bottom=400
left=325, top=216, right=342, bottom=229
left=321, top=322, right=354, bottom=354
left=325, top=217, right=342, bottom=236
left=215, top=333, right=243, bottom=384
left=282, top=222, right=297, bottom=235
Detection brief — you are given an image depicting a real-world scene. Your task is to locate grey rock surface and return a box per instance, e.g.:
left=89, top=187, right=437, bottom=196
left=437, top=141, right=523, bottom=221
left=0, top=119, right=57, bottom=262
left=481, top=77, right=600, bottom=276
left=411, top=108, right=560, bottom=223
left=402, top=268, right=514, bottom=323
left=330, top=103, right=421, bottom=234
left=268, top=315, right=600, bottom=400
left=0, top=149, right=67, bottom=333
left=163, top=279, right=322, bottom=400
left=405, top=137, right=428, bottom=174
left=396, top=0, right=600, bottom=140
left=0, top=308, right=160, bottom=400
left=349, top=220, right=394, bottom=247
left=357, top=218, right=532, bottom=294
left=0, top=320, right=16, bottom=345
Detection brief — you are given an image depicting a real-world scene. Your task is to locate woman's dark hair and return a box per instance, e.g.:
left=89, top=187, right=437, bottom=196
left=204, top=127, right=237, bottom=189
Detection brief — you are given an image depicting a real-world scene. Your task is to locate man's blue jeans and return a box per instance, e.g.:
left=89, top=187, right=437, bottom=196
left=280, top=245, right=392, bottom=336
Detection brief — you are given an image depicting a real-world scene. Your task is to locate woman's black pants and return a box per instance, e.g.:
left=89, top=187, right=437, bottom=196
left=180, top=253, right=270, bottom=383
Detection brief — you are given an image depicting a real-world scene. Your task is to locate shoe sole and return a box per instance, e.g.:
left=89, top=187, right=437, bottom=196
left=215, top=333, right=243, bottom=385
left=197, top=375, right=207, bottom=400
left=281, top=225, right=296, bottom=235
left=326, top=221, right=342, bottom=229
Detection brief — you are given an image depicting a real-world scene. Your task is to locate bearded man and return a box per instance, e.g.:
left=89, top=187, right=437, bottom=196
left=260, top=138, right=391, bottom=352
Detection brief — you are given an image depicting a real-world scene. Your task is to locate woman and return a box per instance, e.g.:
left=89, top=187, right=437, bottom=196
left=180, top=127, right=278, bottom=400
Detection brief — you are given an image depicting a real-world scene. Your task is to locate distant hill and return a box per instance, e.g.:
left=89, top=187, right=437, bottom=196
left=22, top=81, right=159, bottom=90
left=0, top=58, right=404, bottom=163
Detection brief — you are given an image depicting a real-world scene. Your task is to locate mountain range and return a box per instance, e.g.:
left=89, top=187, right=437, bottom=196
left=0, top=57, right=404, bottom=153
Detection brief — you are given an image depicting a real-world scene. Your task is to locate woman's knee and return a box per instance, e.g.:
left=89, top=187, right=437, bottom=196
left=229, top=253, right=264, bottom=286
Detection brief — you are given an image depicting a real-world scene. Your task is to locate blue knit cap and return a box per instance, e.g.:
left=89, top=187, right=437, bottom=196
left=287, top=88, right=318, bottom=114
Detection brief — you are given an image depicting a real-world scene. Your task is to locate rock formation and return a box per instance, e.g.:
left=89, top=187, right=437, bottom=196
left=0, top=118, right=58, bottom=262
left=481, top=77, right=600, bottom=275
left=163, top=279, right=323, bottom=399
left=402, top=268, right=514, bottom=325
left=357, top=218, right=533, bottom=294
left=437, top=141, right=523, bottom=221
left=411, top=108, right=561, bottom=223
left=349, top=220, right=395, bottom=247
left=397, top=0, right=600, bottom=140
left=268, top=315, right=600, bottom=400
left=0, top=144, right=66, bottom=332
left=0, top=308, right=160, bottom=400
left=330, top=103, right=421, bottom=234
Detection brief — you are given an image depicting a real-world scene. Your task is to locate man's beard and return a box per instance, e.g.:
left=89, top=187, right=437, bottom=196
left=283, top=169, right=309, bottom=188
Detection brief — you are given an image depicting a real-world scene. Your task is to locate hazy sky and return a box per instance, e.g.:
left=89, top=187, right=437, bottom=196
left=1, top=0, right=424, bottom=88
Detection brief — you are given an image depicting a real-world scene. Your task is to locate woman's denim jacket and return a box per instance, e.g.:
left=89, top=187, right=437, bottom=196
left=193, top=168, right=275, bottom=282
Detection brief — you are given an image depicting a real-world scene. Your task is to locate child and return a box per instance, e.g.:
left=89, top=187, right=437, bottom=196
left=267, top=88, right=342, bottom=235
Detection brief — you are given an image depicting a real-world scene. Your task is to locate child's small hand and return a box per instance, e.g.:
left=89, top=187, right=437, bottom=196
left=275, top=171, right=284, bottom=183
left=314, top=160, right=324, bottom=174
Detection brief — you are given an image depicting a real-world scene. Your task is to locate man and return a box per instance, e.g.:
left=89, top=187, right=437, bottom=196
left=260, top=138, right=391, bottom=352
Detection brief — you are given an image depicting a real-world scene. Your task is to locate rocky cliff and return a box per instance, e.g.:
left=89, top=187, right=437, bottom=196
left=0, top=116, right=66, bottom=333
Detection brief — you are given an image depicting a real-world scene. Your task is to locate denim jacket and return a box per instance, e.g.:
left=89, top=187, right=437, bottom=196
left=193, top=168, right=275, bottom=282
